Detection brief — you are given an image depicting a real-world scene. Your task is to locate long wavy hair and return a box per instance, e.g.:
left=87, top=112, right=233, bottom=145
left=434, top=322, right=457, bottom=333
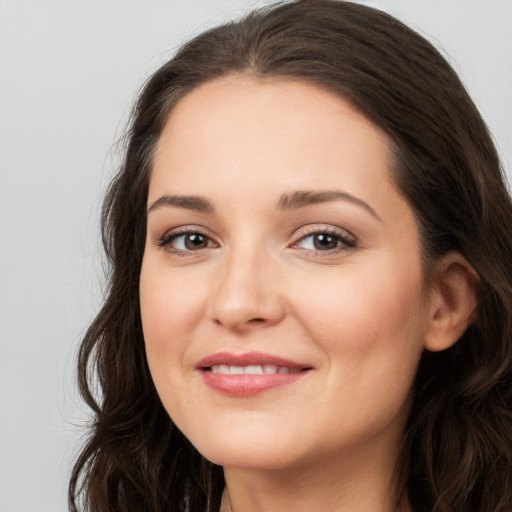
left=69, top=1, right=512, bottom=511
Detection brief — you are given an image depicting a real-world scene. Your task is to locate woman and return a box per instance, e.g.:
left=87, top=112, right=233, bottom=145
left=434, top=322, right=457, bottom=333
left=69, top=1, right=512, bottom=511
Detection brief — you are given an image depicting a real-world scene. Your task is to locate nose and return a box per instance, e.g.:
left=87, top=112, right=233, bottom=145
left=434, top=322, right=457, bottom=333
left=206, top=246, right=286, bottom=331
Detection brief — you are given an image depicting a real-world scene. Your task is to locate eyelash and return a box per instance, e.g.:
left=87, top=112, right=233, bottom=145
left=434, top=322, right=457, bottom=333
left=156, top=227, right=217, bottom=257
left=291, top=228, right=356, bottom=255
left=155, top=226, right=356, bottom=257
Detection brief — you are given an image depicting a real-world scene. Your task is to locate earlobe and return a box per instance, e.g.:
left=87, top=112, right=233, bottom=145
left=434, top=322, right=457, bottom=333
left=424, top=252, right=480, bottom=352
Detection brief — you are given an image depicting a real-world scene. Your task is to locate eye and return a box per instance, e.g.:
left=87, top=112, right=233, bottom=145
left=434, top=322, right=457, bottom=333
left=156, top=229, right=218, bottom=254
left=293, top=229, right=356, bottom=253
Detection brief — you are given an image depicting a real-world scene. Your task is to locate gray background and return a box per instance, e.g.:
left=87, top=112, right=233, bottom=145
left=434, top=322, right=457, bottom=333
left=1, top=1, right=511, bottom=510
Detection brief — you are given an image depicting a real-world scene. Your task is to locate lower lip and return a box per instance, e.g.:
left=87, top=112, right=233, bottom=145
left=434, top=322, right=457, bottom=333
left=201, top=370, right=308, bottom=396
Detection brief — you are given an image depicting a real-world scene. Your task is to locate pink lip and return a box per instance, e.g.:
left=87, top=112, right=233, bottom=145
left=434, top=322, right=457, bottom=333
left=196, top=351, right=307, bottom=369
left=196, top=351, right=312, bottom=397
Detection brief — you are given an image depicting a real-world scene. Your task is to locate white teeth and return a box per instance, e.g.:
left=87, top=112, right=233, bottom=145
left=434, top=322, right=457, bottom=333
left=244, top=365, right=262, bottom=374
left=209, top=364, right=297, bottom=375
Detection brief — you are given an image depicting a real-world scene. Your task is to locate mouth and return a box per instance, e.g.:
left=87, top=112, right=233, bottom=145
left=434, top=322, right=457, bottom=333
left=196, top=352, right=312, bottom=396
left=207, top=364, right=302, bottom=375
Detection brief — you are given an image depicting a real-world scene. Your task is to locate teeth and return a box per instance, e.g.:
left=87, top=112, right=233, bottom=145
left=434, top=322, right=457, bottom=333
left=245, top=365, right=262, bottom=374
left=210, top=364, right=297, bottom=375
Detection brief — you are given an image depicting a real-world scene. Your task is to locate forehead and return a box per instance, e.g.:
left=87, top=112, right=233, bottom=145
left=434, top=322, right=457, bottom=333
left=150, top=76, right=403, bottom=220
left=155, top=76, right=391, bottom=163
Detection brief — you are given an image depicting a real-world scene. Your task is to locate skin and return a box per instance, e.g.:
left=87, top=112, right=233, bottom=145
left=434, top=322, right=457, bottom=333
left=139, top=77, right=476, bottom=511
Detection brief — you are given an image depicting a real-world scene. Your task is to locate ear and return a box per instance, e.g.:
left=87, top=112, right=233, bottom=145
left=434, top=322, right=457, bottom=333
left=424, top=251, right=480, bottom=352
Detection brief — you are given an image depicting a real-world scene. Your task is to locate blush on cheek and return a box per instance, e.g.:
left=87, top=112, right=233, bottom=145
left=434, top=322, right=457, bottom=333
left=306, top=280, right=425, bottom=365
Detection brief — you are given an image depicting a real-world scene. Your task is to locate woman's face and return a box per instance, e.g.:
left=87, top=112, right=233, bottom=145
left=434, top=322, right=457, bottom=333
left=140, top=77, right=431, bottom=471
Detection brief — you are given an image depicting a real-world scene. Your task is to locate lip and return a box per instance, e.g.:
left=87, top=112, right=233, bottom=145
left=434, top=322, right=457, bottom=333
left=196, top=351, right=312, bottom=396
left=197, top=351, right=307, bottom=369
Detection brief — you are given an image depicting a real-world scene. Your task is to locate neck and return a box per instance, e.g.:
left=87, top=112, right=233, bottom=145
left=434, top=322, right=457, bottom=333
left=219, top=436, right=410, bottom=512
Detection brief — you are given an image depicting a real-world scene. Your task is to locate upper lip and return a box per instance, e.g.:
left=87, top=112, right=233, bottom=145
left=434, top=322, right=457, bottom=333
left=196, top=351, right=310, bottom=370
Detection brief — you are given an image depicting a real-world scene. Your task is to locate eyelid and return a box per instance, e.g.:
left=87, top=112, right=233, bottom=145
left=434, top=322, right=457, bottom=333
left=289, top=224, right=357, bottom=252
left=154, top=225, right=220, bottom=254
left=155, top=224, right=212, bottom=241
left=291, top=224, right=356, bottom=243
left=152, top=223, right=356, bottom=256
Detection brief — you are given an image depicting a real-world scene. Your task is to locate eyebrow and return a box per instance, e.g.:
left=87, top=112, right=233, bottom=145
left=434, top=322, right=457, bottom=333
left=277, top=190, right=381, bottom=221
left=147, top=194, right=214, bottom=213
left=147, top=189, right=381, bottom=221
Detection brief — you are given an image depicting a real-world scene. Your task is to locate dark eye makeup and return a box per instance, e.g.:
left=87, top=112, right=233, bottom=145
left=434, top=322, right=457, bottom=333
left=156, top=227, right=218, bottom=256
left=154, top=225, right=356, bottom=257
left=292, top=229, right=356, bottom=253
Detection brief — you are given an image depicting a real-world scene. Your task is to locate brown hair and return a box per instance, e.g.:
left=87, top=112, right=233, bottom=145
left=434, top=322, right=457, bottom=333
left=69, top=1, right=512, bottom=511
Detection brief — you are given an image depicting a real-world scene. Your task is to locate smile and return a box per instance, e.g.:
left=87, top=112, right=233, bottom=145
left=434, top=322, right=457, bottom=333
left=209, top=365, right=301, bottom=375
left=197, top=352, right=312, bottom=396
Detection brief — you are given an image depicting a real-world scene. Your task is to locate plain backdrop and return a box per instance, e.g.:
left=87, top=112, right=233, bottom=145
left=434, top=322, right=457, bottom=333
left=1, top=1, right=511, bottom=511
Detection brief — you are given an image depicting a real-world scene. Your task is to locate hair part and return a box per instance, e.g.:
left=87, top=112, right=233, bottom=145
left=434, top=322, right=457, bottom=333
left=70, top=1, right=512, bottom=511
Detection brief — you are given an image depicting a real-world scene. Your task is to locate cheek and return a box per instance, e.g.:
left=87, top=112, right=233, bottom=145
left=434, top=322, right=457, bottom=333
left=298, top=266, right=426, bottom=432
left=139, top=264, right=196, bottom=409
left=140, top=264, right=203, bottom=353
left=294, top=261, right=427, bottom=380
left=139, top=267, right=195, bottom=422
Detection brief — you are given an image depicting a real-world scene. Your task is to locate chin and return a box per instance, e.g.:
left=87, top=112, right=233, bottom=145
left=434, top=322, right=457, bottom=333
left=202, top=446, right=300, bottom=471
left=185, top=424, right=308, bottom=470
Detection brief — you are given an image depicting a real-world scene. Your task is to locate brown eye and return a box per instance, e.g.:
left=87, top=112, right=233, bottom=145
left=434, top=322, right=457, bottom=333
left=157, top=230, right=217, bottom=253
left=294, top=230, right=356, bottom=253
left=312, top=233, right=339, bottom=250
left=183, top=233, right=208, bottom=250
